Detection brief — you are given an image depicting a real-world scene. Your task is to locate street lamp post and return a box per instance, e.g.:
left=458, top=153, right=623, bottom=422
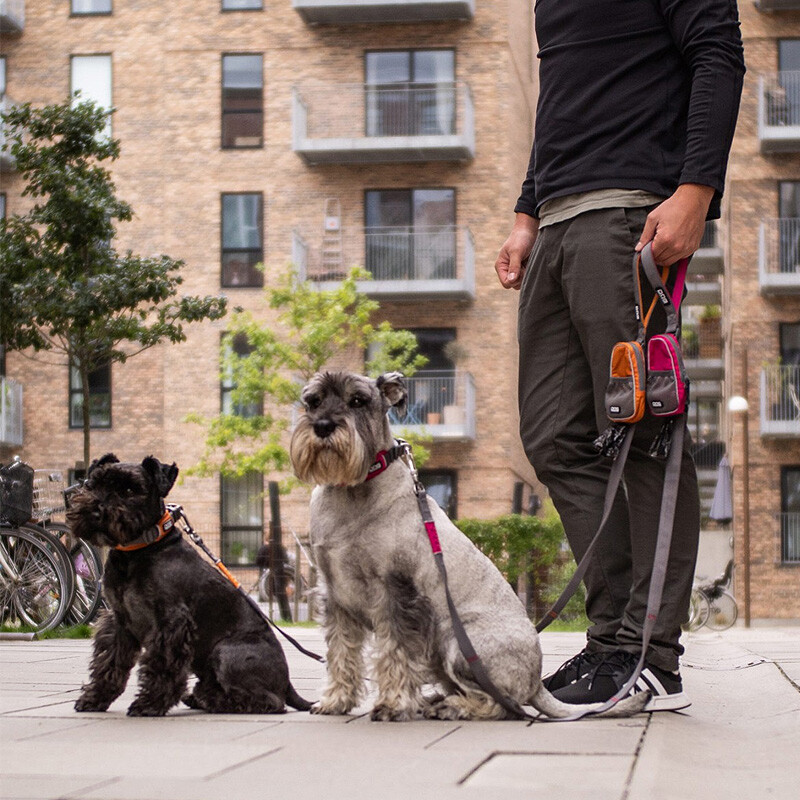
left=728, top=395, right=750, bottom=627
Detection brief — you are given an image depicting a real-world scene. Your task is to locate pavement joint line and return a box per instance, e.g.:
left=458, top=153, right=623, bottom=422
left=621, top=707, right=651, bottom=800
left=423, top=724, right=462, bottom=749
left=62, top=776, right=122, bottom=800
left=202, top=745, right=285, bottom=781
left=774, top=661, right=800, bottom=692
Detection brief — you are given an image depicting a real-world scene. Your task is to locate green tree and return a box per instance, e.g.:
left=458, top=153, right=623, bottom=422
left=187, top=265, right=428, bottom=479
left=0, top=97, right=227, bottom=466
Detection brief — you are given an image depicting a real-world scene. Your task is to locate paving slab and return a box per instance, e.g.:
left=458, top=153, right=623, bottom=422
left=1, top=626, right=798, bottom=800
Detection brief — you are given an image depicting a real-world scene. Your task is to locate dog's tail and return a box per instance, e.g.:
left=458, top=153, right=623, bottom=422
left=286, top=682, right=313, bottom=712
left=528, top=683, right=650, bottom=720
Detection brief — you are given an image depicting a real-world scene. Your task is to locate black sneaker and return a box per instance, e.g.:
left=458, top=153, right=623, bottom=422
left=542, top=647, right=607, bottom=692
left=551, top=649, right=691, bottom=712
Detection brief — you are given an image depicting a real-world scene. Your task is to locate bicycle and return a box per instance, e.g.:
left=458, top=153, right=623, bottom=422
left=684, top=560, right=738, bottom=632
left=1, top=462, right=73, bottom=632
left=33, top=470, right=105, bottom=626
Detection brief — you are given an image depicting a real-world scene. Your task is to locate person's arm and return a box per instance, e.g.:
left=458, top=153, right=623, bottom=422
left=639, top=0, right=745, bottom=264
left=495, top=212, right=539, bottom=290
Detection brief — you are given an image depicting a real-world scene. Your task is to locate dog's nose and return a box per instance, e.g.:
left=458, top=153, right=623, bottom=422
left=313, top=419, right=337, bottom=439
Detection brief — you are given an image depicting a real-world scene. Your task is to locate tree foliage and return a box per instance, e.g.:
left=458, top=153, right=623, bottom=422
left=187, top=266, right=428, bottom=479
left=0, top=97, right=227, bottom=465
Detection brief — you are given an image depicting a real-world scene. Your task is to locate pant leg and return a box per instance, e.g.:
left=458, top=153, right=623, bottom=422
left=518, top=207, right=699, bottom=671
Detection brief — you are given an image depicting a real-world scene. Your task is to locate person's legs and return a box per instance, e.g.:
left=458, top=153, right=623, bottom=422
left=518, top=207, right=699, bottom=675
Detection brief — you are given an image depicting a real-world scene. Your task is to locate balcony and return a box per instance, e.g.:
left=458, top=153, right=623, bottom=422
left=689, top=221, right=724, bottom=275
left=387, top=370, right=476, bottom=441
left=758, top=71, right=800, bottom=153
left=292, top=82, right=475, bottom=165
left=292, top=0, right=475, bottom=25
left=294, top=225, right=476, bottom=302
left=759, top=218, right=800, bottom=295
left=760, top=364, right=800, bottom=437
left=0, top=0, right=24, bottom=34
left=682, top=317, right=723, bottom=380
left=0, top=377, right=23, bottom=447
left=0, top=96, right=17, bottom=172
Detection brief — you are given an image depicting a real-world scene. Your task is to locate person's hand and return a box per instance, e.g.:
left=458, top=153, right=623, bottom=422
left=495, top=213, right=539, bottom=290
left=635, top=183, right=715, bottom=266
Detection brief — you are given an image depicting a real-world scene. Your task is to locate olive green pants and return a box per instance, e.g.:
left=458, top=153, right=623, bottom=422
left=517, top=206, right=699, bottom=671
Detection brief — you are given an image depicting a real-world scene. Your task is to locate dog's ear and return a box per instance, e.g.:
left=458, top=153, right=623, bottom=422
left=376, top=372, right=408, bottom=416
left=141, top=456, right=179, bottom=498
left=88, top=453, right=119, bottom=476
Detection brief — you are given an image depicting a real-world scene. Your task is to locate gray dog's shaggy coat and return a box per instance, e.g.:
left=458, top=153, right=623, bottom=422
left=291, top=371, right=648, bottom=721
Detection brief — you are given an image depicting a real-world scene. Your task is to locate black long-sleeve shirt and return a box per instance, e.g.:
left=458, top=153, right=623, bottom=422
left=515, top=0, right=745, bottom=221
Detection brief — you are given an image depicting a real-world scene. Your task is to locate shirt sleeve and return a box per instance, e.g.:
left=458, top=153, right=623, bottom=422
left=659, top=0, right=745, bottom=194
left=514, top=143, right=539, bottom=217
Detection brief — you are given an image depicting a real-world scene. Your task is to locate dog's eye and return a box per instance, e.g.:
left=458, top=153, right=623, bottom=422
left=349, top=395, right=368, bottom=409
left=305, top=395, right=321, bottom=410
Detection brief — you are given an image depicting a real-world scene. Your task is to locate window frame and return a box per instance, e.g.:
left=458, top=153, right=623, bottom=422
left=221, top=53, right=264, bottom=150
left=780, top=466, right=800, bottom=565
left=221, top=0, right=263, bottom=10
left=220, top=192, right=264, bottom=288
left=69, top=360, right=112, bottom=430
left=220, top=332, right=264, bottom=417
left=419, top=469, right=457, bottom=519
left=220, top=471, right=264, bottom=568
left=70, top=53, right=113, bottom=137
left=70, top=1, right=113, bottom=16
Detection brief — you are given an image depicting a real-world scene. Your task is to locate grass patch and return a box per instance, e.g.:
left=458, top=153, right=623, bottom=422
left=270, top=619, right=320, bottom=628
left=541, top=617, right=590, bottom=633
left=0, top=623, right=94, bottom=639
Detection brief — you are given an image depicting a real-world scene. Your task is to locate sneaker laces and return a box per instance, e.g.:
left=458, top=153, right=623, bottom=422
left=551, top=647, right=599, bottom=677
left=585, top=650, right=639, bottom=689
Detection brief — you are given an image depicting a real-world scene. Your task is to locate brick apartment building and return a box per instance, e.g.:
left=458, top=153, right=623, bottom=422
left=0, top=0, right=542, bottom=579
left=1, top=1, right=798, bottom=622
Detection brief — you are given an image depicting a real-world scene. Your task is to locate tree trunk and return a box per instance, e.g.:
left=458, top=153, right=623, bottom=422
left=80, top=361, right=91, bottom=469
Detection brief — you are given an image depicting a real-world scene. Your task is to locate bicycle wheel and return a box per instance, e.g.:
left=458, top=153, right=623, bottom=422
left=0, top=527, right=71, bottom=632
left=684, top=588, right=710, bottom=632
left=45, top=522, right=105, bottom=626
left=20, top=523, right=76, bottom=617
left=705, top=589, right=738, bottom=631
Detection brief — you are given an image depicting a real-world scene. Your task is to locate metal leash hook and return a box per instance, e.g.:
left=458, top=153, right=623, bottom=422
left=394, top=437, right=427, bottom=498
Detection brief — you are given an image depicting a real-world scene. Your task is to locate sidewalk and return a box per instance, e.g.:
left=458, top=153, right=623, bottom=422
left=1, top=625, right=798, bottom=800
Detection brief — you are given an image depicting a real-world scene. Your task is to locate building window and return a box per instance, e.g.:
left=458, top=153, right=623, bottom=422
left=70, top=54, right=112, bottom=137
left=688, top=400, right=723, bottom=471
left=780, top=467, right=800, bottom=564
left=71, top=1, right=112, bottom=14
left=779, top=182, right=800, bottom=273
left=221, top=193, right=263, bottom=287
left=222, top=0, right=262, bottom=9
left=222, top=54, right=263, bottom=148
left=420, top=470, right=457, bottom=518
left=221, top=472, right=263, bottom=566
left=69, top=362, right=111, bottom=429
left=365, top=50, right=455, bottom=137
left=221, top=333, right=263, bottom=417
left=778, top=39, right=800, bottom=126
left=364, top=188, right=455, bottom=280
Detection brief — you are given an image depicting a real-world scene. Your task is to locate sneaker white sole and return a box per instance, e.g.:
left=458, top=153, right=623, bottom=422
left=643, top=690, right=692, bottom=712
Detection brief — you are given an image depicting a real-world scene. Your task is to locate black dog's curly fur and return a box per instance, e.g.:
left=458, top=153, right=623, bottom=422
left=68, top=453, right=311, bottom=717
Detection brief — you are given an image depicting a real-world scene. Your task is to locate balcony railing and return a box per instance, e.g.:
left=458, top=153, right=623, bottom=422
left=387, top=370, right=476, bottom=441
left=760, top=364, right=800, bottom=437
left=292, top=82, right=475, bottom=164
left=0, top=377, right=23, bottom=447
left=0, top=0, right=24, bottom=33
left=758, top=71, right=800, bottom=153
left=682, top=318, right=723, bottom=380
left=292, top=0, right=475, bottom=25
left=759, top=218, right=800, bottom=295
left=776, top=513, right=800, bottom=564
left=294, top=225, right=476, bottom=301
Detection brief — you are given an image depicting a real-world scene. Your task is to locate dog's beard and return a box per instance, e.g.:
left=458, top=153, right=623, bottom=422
left=290, top=418, right=370, bottom=486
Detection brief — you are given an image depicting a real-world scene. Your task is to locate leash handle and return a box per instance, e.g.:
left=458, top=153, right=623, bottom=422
left=166, top=504, right=325, bottom=664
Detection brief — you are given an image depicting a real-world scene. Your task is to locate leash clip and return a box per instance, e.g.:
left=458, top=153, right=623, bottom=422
left=395, top=437, right=427, bottom=497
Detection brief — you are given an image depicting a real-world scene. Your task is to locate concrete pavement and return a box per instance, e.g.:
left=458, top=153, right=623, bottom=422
left=1, top=625, right=798, bottom=800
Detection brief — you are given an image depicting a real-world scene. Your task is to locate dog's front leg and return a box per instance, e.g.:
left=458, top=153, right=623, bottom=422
left=370, top=574, right=434, bottom=722
left=312, top=601, right=366, bottom=716
left=126, top=608, right=195, bottom=717
left=75, top=611, right=140, bottom=712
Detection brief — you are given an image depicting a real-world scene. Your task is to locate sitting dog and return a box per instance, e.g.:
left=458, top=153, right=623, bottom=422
left=290, top=371, right=648, bottom=721
left=68, top=454, right=311, bottom=717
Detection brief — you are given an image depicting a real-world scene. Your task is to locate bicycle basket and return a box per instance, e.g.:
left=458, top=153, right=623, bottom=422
left=0, top=461, right=35, bottom=525
left=32, top=469, right=68, bottom=522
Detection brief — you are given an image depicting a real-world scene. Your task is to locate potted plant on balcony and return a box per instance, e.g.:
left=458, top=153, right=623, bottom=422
left=442, top=340, right=469, bottom=426
left=698, top=304, right=722, bottom=359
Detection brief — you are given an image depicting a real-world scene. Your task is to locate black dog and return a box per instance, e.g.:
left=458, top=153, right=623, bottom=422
left=67, top=453, right=311, bottom=717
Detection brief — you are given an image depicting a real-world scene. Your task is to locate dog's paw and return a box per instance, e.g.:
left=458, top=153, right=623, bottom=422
left=181, top=692, right=202, bottom=710
left=310, top=700, right=352, bottom=716
left=370, top=703, right=417, bottom=722
left=74, top=695, right=109, bottom=713
left=127, top=701, right=168, bottom=717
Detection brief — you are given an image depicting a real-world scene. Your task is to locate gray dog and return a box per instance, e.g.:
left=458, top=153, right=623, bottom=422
left=290, top=371, right=648, bottom=721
